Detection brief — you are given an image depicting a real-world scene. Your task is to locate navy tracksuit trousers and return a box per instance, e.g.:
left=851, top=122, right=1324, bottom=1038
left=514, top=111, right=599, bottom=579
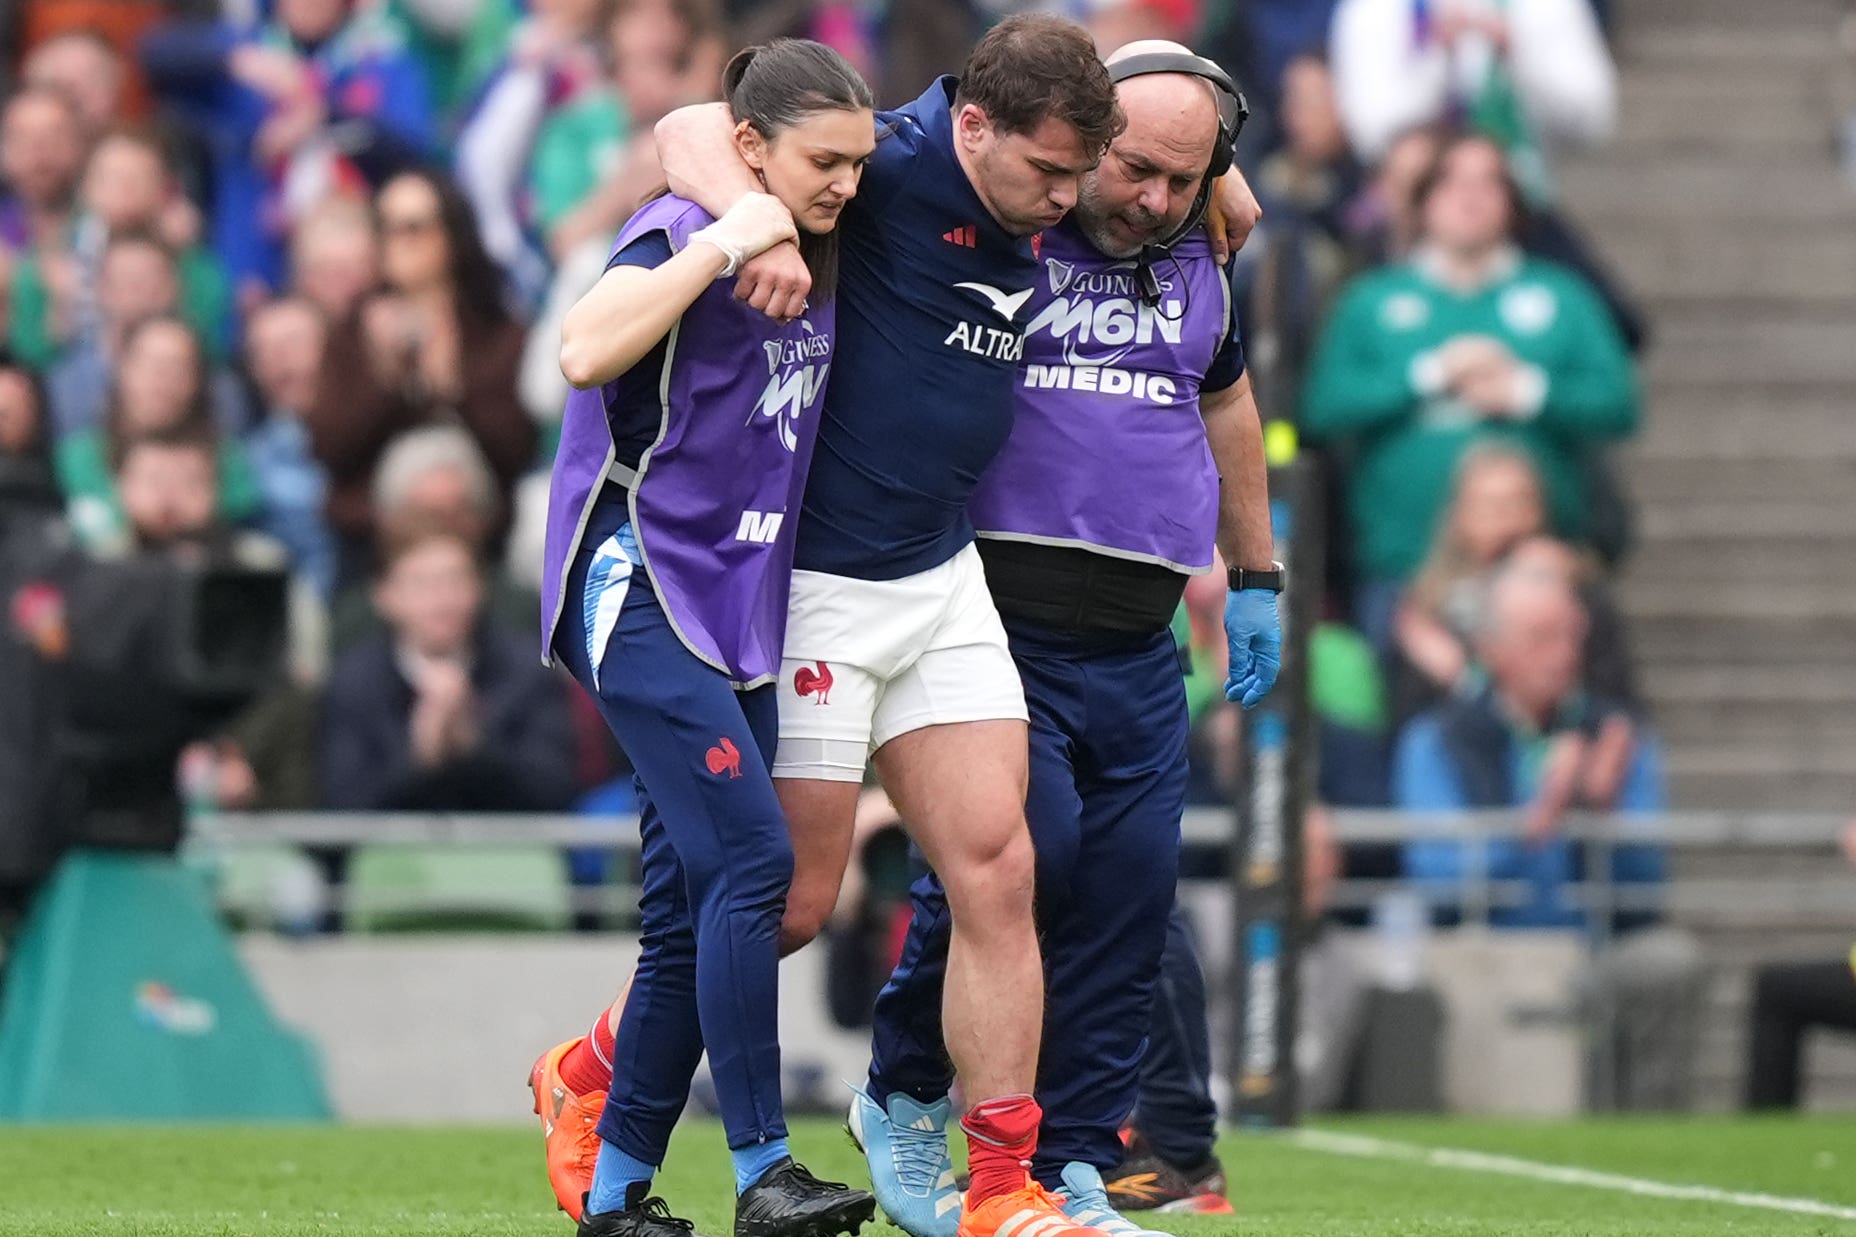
left=866, top=618, right=1188, bottom=1185
left=554, top=493, right=790, bottom=1160
left=1134, top=905, right=1220, bottom=1170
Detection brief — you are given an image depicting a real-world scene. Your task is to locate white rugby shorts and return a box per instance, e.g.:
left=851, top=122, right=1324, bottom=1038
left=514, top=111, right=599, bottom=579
left=770, top=543, right=1027, bottom=782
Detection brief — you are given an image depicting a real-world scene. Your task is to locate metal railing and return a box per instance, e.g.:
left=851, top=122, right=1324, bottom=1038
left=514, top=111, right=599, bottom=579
left=198, top=807, right=1856, bottom=930
left=1322, top=810, right=1856, bottom=929
left=206, top=806, right=1852, bottom=848
left=196, top=806, right=1853, bottom=1116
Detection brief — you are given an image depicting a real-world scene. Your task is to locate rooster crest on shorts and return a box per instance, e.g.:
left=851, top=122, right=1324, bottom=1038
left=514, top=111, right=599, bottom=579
left=793, top=661, right=833, bottom=704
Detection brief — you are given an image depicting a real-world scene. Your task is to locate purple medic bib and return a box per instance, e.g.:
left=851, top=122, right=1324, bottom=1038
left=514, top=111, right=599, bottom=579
left=969, top=222, right=1229, bottom=574
left=541, top=194, right=835, bottom=686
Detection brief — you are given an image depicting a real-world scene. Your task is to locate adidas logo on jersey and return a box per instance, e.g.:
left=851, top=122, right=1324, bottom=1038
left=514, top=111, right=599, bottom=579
left=942, top=225, right=979, bottom=248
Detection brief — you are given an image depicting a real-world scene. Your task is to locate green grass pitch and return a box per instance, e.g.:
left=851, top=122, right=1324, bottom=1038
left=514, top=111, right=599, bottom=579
left=0, top=1115, right=1853, bottom=1236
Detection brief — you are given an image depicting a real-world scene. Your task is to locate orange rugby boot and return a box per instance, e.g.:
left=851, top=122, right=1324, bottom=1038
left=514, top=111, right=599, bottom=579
left=956, top=1179, right=1114, bottom=1237
left=528, top=1037, right=607, bottom=1220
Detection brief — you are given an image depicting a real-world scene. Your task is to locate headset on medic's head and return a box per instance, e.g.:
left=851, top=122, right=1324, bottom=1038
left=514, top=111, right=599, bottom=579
left=1104, top=51, right=1250, bottom=306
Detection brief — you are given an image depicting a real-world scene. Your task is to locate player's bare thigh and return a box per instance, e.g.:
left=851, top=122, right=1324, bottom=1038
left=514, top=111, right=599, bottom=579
left=873, top=718, right=1031, bottom=884
left=774, top=776, right=861, bottom=954
left=769, top=653, right=882, bottom=954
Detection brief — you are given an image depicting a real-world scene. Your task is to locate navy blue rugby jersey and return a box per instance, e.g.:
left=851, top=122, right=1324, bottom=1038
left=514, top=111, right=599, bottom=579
left=794, top=75, right=1042, bottom=581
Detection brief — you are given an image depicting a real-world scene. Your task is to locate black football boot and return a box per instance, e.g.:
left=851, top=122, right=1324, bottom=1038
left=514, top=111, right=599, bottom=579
left=734, top=1158, right=877, bottom=1237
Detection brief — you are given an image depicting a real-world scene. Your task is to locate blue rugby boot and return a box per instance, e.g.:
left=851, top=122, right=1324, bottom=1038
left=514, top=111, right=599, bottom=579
left=846, top=1087, right=961, bottom=1237
left=1053, top=1163, right=1176, bottom=1237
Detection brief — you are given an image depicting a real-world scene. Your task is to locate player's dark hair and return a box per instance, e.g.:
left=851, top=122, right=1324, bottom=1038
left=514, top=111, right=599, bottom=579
left=1412, top=131, right=1530, bottom=244
left=955, top=15, right=1124, bottom=157
left=724, top=38, right=873, bottom=303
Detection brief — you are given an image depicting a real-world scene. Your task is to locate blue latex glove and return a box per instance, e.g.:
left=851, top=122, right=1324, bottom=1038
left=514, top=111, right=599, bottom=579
left=1224, top=588, right=1282, bottom=709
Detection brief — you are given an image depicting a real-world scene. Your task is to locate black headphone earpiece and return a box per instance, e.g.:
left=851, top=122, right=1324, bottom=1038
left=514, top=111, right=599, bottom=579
left=1105, top=51, right=1250, bottom=256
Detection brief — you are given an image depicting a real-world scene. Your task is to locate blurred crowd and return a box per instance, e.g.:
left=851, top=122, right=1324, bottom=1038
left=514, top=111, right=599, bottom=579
left=1175, top=0, right=1654, bottom=933
left=0, top=0, right=1657, bottom=928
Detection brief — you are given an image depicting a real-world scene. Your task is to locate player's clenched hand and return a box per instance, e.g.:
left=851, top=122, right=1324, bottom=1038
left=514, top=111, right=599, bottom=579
left=735, top=239, right=812, bottom=322
left=691, top=191, right=798, bottom=292
left=1223, top=587, right=1282, bottom=709
left=1205, top=167, right=1262, bottom=264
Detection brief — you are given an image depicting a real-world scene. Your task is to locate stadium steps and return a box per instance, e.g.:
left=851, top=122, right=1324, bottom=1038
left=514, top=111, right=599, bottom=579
left=1633, top=395, right=1856, bottom=459
left=1628, top=456, right=1856, bottom=501
left=1659, top=733, right=1856, bottom=777
left=1558, top=0, right=1856, bottom=1105
left=1645, top=665, right=1856, bottom=707
left=1554, top=0, right=1856, bottom=1106
left=1641, top=312, right=1856, bottom=386
left=1614, top=19, right=1837, bottom=64
left=1624, top=538, right=1856, bottom=583
left=1633, top=616, right=1856, bottom=666
left=1562, top=161, right=1855, bottom=227
left=1604, top=84, right=1832, bottom=161
left=1557, top=0, right=1856, bottom=813
left=1597, top=230, right=1856, bottom=307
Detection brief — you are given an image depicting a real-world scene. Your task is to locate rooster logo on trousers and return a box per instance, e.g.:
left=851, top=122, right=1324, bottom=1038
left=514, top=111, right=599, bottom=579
left=705, top=737, right=741, bottom=778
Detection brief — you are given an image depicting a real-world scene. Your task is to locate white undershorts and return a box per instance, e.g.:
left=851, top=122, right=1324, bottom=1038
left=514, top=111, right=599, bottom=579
left=770, top=543, right=1027, bottom=782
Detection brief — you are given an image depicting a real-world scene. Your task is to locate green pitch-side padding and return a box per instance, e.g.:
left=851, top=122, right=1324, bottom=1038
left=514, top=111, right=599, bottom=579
left=0, top=851, right=330, bottom=1121
left=344, top=846, right=572, bottom=933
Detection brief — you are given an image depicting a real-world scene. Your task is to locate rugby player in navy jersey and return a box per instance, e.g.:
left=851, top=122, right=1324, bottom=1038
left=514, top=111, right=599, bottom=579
left=851, top=41, right=1280, bottom=1237
left=540, top=18, right=1127, bottom=1237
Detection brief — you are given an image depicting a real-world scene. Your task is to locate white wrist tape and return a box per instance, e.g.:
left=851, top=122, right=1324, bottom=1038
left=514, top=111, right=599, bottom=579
left=688, top=227, right=744, bottom=278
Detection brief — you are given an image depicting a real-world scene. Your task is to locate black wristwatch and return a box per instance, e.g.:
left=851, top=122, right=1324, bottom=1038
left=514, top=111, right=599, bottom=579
left=1228, top=560, right=1287, bottom=593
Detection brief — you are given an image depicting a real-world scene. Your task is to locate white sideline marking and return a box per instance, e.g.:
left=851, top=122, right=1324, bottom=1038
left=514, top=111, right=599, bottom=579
left=1287, top=1128, right=1856, bottom=1223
